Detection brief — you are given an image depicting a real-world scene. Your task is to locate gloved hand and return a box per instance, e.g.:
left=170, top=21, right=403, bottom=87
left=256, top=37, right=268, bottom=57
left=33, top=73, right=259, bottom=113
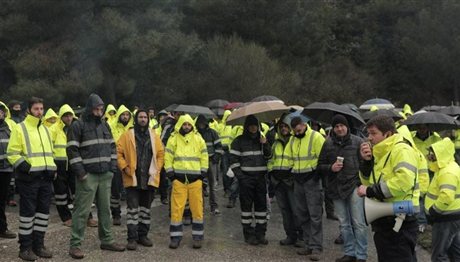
left=166, top=171, right=175, bottom=180
left=17, top=161, right=31, bottom=174
left=200, top=171, right=207, bottom=180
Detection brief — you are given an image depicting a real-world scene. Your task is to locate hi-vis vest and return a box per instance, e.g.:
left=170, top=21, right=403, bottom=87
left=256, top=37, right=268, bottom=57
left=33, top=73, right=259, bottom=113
left=285, top=127, right=325, bottom=174
left=7, top=115, right=56, bottom=172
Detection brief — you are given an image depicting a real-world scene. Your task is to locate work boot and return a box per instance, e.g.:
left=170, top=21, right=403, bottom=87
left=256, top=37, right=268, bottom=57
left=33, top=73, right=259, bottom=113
left=0, top=229, right=16, bottom=239
left=192, top=239, right=202, bottom=249
left=279, top=237, right=296, bottom=246
left=112, top=217, right=121, bottom=226
left=246, top=235, right=258, bottom=246
left=69, top=247, right=84, bottom=259
left=297, top=248, right=312, bottom=256
left=87, top=218, right=98, bottom=227
left=33, top=247, right=53, bottom=258
left=161, top=198, right=169, bottom=205
left=137, top=236, right=153, bottom=247
left=169, top=238, right=181, bottom=249
left=100, top=243, right=125, bottom=252
left=126, top=240, right=137, bottom=251
left=226, top=199, right=236, bottom=208
left=19, top=249, right=38, bottom=261
left=336, top=255, right=357, bottom=262
left=257, top=236, right=268, bottom=245
left=310, top=249, right=322, bottom=261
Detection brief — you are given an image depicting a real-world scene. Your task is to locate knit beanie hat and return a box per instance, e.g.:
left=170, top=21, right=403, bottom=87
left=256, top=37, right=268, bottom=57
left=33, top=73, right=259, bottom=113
left=331, top=114, right=349, bottom=128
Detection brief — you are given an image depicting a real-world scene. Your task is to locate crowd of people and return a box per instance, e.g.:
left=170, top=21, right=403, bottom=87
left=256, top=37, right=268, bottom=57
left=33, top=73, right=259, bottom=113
left=0, top=94, right=459, bottom=262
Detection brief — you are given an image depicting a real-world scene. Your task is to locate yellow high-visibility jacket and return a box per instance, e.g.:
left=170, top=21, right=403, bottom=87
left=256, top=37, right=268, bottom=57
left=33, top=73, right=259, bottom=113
left=359, top=133, right=419, bottom=210
left=110, top=105, right=133, bottom=142
left=164, top=114, right=208, bottom=178
left=425, top=138, right=460, bottom=221
left=285, top=126, right=325, bottom=175
left=7, top=114, right=56, bottom=175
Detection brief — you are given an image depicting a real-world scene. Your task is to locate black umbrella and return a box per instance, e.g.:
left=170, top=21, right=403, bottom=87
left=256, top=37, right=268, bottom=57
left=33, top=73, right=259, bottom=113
left=174, top=104, right=216, bottom=118
left=206, top=99, right=229, bottom=117
left=303, top=102, right=365, bottom=128
left=361, top=109, right=404, bottom=121
left=251, top=95, right=283, bottom=103
left=402, top=112, right=460, bottom=131
left=437, top=105, right=460, bottom=116
left=421, top=105, right=444, bottom=112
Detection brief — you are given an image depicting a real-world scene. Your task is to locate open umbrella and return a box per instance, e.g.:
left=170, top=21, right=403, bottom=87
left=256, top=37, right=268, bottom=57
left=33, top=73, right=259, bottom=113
left=163, top=104, right=178, bottom=112
left=282, top=110, right=310, bottom=126
left=421, top=105, right=445, bottom=112
left=402, top=111, right=460, bottom=131
left=223, top=102, right=244, bottom=110
left=251, top=95, right=283, bottom=103
left=206, top=99, right=229, bottom=116
left=361, top=109, right=404, bottom=121
left=437, top=105, right=460, bottom=116
left=303, top=102, right=365, bottom=128
left=359, top=98, right=395, bottom=110
left=174, top=104, right=216, bottom=118
left=226, top=101, right=290, bottom=125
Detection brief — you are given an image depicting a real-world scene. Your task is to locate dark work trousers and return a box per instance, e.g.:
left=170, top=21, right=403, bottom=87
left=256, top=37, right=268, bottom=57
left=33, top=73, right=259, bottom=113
left=373, top=219, right=418, bottom=262
left=221, top=150, right=231, bottom=192
left=159, top=168, right=168, bottom=201
left=238, top=174, right=267, bottom=240
left=294, top=178, right=323, bottom=251
left=110, top=169, right=122, bottom=219
left=126, top=188, right=154, bottom=241
left=53, top=170, right=73, bottom=222
left=431, top=220, right=460, bottom=262
left=207, top=161, right=218, bottom=211
left=8, top=173, right=16, bottom=201
left=0, top=172, right=12, bottom=232
left=16, top=176, right=53, bottom=252
left=274, top=181, right=301, bottom=241
left=321, top=175, right=334, bottom=216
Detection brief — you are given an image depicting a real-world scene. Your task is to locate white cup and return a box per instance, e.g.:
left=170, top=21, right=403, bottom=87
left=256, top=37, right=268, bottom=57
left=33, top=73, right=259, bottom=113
left=337, top=156, right=344, bottom=163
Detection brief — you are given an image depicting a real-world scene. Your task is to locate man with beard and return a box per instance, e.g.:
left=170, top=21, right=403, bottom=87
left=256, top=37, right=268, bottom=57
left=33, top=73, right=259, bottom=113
left=165, top=114, right=208, bottom=249
left=67, top=94, right=125, bottom=259
left=229, top=115, right=272, bottom=245
left=268, top=116, right=302, bottom=246
left=117, top=109, right=164, bottom=250
left=7, top=97, right=57, bottom=261
left=196, top=114, right=223, bottom=215
left=287, top=116, right=325, bottom=261
left=109, top=105, right=133, bottom=225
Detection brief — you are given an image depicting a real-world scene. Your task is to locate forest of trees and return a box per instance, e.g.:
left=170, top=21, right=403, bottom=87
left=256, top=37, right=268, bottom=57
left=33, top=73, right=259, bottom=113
left=1, top=0, right=459, bottom=110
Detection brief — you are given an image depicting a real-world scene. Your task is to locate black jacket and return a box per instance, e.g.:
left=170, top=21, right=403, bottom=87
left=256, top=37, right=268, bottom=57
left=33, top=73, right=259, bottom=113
left=66, top=94, right=117, bottom=178
left=230, top=116, right=272, bottom=178
left=318, top=132, right=363, bottom=199
left=0, top=121, right=12, bottom=172
left=197, top=115, right=223, bottom=162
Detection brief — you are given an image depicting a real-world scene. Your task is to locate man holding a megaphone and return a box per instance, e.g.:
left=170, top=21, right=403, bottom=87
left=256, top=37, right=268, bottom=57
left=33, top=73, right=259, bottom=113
left=357, top=115, right=419, bottom=262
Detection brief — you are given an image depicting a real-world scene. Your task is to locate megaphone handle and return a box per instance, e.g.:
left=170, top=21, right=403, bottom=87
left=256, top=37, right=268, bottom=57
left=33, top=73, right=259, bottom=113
left=393, top=214, right=406, bottom=232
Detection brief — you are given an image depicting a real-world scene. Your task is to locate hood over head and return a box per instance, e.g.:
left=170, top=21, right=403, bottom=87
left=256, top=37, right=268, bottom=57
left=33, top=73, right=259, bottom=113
left=431, top=137, right=456, bottom=169
left=243, top=115, right=260, bottom=139
left=174, top=114, right=196, bottom=134
left=196, top=114, right=209, bottom=129
left=84, top=93, right=104, bottom=119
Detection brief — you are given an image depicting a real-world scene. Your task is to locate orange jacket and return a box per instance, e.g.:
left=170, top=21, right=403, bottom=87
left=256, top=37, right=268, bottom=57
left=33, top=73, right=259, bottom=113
left=117, top=128, right=165, bottom=188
